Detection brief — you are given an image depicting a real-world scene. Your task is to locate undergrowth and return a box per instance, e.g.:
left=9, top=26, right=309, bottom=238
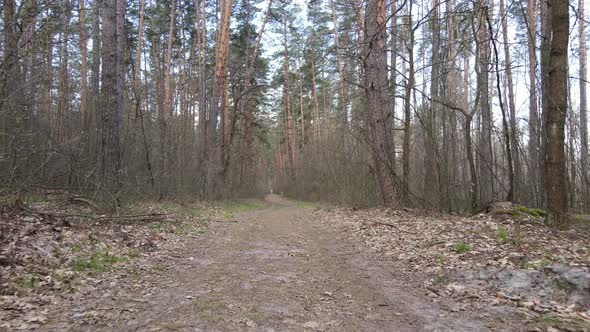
left=453, top=240, right=472, bottom=254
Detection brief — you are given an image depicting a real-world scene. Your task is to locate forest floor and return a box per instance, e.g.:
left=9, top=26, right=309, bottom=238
left=1, top=194, right=589, bottom=331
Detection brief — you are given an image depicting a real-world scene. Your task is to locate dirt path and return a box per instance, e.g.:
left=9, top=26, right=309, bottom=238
left=41, top=195, right=495, bottom=331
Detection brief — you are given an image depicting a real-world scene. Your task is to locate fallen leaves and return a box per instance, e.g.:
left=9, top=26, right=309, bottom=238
left=0, top=199, right=209, bottom=330
left=317, top=207, right=590, bottom=323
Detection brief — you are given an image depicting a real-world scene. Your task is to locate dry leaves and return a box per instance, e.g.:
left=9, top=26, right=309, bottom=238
left=0, top=200, right=207, bottom=330
left=317, top=207, right=590, bottom=322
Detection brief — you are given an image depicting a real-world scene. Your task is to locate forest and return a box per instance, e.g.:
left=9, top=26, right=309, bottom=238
left=1, top=0, right=590, bottom=329
left=0, top=0, right=587, bottom=224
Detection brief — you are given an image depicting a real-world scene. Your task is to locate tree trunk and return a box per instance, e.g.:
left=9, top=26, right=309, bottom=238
left=389, top=0, right=397, bottom=172
left=476, top=1, right=493, bottom=206
left=364, top=0, right=398, bottom=205
left=539, top=0, right=551, bottom=207
left=56, top=0, right=72, bottom=143
left=331, top=0, right=349, bottom=128
left=424, top=0, right=441, bottom=208
left=500, top=0, right=521, bottom=202
left=579, top=0, right=588, bottom=195
left=402, top=3, right=415, bottom=204
left=464, top=33, right=480, bottom=212
left=543, top=0, right=569, bottom=225
left=79, top=0, right=89, bottom=129
left=207, top=0, right=233, bottom=197
left=299, top=68, right=305, bottom=150
left=283, top=16, right=295, bottom=181
left=198, top=0, right=208, bottom=195
left=159, top=0, right=176, bottom=197
left=132, top=0, right=154, bottom=189
left=99, top=0, right=125, bottom=207
left=486, top=7, right=514, bottom=202
left=527, top=0, right=542, bottom=206
left=311, top=59, right=321, bottom=143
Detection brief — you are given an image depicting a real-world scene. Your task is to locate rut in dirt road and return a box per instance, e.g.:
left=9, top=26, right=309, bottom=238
left=43, top=195, right=493, bottom=331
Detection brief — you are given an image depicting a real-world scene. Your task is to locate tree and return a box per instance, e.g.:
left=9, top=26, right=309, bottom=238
left=99, top=0, right=126, bottom=205
left=207, top=0, right=233, bottom=197
left=542, top=0, right=569, bottom=225
left=402, top=0, right=415, bottom=204
left=476, top=0, right=493, bottom=207
left=527, top=0, right=542, bottom=206
left=56, top=0, right=72, bottom=143
left=500, top=0, right=522, bottom=202
left=579, top=0, right=588, bottom=193
left=364, top=0, right=399, bottom=205
left=79, top=0, right=90, bottom=129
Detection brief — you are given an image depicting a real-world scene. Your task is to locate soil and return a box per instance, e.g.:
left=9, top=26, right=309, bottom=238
left=34, top=195, right=509, bottom=331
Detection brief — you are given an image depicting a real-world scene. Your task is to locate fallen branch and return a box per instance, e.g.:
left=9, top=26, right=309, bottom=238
left=15, top=200, right=170, bottom=222
left=67, top=196, right=101, bottom=211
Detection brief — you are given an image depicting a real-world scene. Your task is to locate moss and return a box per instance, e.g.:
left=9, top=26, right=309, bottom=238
left=516, top=205, right=546, bottom=217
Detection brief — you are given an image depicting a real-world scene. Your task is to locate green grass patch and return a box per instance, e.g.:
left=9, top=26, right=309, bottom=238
left=72, top=249, right=127, bottom=273
left=15, top=276, right=36, bottom=290
left=453, top=240, right=472, bottom=254
left=497, top=226, right=509, bottom=244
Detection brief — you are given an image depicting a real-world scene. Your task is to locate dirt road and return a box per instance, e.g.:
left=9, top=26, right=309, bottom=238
left=42, top=195, right=494, bottom=331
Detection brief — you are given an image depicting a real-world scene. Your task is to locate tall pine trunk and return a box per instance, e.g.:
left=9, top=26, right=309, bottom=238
left=364, top=0, right=398, bottom=205
left=99, top=0, right=125, bottom=207
left=543, top=0, right=569, bottom=225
